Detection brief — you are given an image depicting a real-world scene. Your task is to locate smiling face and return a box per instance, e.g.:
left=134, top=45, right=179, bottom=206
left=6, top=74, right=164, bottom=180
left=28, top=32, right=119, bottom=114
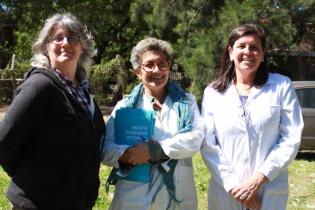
left=134, top=50, right=170, bottom=97
left=46, top=25, right=83, bottom=73
left=228, top=34, right=265, bottom=79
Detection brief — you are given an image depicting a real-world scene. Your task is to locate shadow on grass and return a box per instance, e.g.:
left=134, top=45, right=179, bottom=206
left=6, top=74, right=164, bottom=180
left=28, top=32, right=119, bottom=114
left=296, top=151, right=315, bottom=161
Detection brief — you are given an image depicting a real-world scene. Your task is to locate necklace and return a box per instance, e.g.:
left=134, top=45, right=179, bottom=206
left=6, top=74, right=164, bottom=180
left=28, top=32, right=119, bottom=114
left=234, top=85, right=249, bottom=118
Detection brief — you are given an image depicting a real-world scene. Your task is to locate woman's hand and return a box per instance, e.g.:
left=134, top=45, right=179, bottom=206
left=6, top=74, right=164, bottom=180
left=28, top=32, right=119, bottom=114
left=229, top=172, right=268, bottom=209
left=229, top=188, right=262, bottom=210
left=118, top=148, right=132, bottom=164
left=231, top=172, right=268, bottom=200
left=243, top=194, right=262, bottom=210
left=119, top=143, right=150, bottom=165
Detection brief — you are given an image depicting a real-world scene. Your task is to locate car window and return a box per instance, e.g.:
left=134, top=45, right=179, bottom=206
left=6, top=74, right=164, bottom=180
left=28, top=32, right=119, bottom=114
left=296, top=88, right=315, bottom=108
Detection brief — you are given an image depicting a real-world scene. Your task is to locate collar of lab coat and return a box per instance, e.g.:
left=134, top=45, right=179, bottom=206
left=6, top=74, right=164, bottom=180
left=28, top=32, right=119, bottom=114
left=225, top=74, right=274, bottom=107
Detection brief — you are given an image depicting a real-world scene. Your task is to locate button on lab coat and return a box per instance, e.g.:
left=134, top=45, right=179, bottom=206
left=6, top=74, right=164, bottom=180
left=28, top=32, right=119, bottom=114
left=201, top=73, right=304, bottom=210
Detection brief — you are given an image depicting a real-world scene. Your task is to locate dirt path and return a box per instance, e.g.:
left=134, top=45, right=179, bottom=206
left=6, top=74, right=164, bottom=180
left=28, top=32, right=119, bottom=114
left=0, top=104, right=9, bottom=112
left=0, top=105, right=8, bottom=121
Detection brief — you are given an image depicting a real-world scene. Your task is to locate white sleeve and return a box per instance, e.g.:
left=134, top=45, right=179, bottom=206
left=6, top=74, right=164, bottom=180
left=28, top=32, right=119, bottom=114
left=200, top=87, right=240, bottom=192
left=258, top=79, right=304, bottom=181
left=101, top=100, right=129, bottom=168
left=159, top=94, right=204, bottom=159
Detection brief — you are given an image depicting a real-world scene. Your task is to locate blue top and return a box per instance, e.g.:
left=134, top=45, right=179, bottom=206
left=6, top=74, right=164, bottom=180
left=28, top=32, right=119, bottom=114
left=239, top=95, right=248, bottom=106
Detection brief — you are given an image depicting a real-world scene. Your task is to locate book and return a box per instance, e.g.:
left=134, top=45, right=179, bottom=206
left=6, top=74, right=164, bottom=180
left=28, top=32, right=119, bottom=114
left=114, top=108, right=155, bottom=182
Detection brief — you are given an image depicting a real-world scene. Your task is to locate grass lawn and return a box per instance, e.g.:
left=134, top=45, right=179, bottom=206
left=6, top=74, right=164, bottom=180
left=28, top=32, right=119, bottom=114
left=0, top=153, right=314, bottom=210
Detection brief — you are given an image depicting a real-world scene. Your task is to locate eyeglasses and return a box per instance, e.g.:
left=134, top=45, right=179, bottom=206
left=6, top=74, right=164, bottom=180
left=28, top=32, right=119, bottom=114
left=50, top=34, right=80, bottom=45
left=140, top=61, right=169, bottom=72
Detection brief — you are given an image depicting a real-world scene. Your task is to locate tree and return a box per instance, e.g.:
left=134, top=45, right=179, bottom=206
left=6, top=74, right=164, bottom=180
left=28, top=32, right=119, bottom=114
left=0, top=6, right=14, bottom=68
left=1, top=0, right=313, bottom=104
left=173, top=0, right=223, bottom=100
left=88, top=54, right=131, bottom=105
left=128, top=0, right=223, bottom=100
left=1, top=0, right=135, bottom=64
left=175, top=0, right=304, bottom=101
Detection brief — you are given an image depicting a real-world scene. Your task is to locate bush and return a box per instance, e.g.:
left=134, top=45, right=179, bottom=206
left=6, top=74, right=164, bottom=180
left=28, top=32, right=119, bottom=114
left=88, top=55, right=135, bottom=105
left=0, top=61, right=30, bottom=80
left=0, top=61, right=30, bottom=104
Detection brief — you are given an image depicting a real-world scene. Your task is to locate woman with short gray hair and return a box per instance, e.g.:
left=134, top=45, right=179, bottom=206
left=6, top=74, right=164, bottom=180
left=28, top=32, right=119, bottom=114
left=130, top=37, right=174, bottom=69
left=102, top=37, right=204, bottom=210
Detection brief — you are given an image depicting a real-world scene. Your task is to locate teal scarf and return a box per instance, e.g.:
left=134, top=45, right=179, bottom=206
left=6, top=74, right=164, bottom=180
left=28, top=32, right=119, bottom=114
left=125, top=81, right=192, bottom=209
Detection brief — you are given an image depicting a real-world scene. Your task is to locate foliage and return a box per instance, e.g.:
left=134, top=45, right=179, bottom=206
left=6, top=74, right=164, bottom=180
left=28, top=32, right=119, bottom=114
left=65, top=0, right=135, bottom=63
left=176, top=30, right=217, bottom=99
left=0, top=0, right=313, bottom=104
left=172, top=0, right=220, bottom=99
left=128, top=0, right=313, bottom=101
left=130, top=0, right=179, bottom=41
left=0, top=60, right=30, bottom=79
left=6, top=0, right=59, bottom=63
left=129, top=0, right=222, bottom=100
left=88, top=55, right=134, bottom=105
left=0, top=60, right=30, bottom=104
left=0, top=83, right=12, bottom=104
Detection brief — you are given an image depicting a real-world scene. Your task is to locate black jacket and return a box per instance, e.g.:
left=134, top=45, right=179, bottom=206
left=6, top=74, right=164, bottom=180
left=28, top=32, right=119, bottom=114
left=0, top=68, right=105, bottom=209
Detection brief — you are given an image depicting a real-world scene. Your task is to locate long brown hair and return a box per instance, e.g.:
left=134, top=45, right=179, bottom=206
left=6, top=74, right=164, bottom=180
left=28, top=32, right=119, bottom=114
left=212, top=23, right=268, bottom=92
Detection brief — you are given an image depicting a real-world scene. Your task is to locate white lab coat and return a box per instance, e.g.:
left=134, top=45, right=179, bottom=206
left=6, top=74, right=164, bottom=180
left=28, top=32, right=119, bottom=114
left=102, top=93, right=204, bottom=210
left=201, top=73, right=304, bottom=210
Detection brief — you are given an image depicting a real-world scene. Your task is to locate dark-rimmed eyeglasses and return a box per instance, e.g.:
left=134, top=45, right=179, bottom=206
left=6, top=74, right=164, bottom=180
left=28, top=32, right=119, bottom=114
left=140, top=61, right=169, bottom=72
left=50, top=34, right=80, bottom=45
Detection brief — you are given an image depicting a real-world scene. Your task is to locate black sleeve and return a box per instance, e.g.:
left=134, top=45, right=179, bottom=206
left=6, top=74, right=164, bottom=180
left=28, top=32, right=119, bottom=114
left=0, top=74, right=52, bottom=176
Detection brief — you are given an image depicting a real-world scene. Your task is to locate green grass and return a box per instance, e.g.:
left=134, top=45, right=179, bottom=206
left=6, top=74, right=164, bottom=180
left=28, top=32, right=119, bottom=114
left=287, top=154, right=315, bottom=210
left=0, top=153, right=314, bottom=210
left=0, top=165, right=10, bottom=210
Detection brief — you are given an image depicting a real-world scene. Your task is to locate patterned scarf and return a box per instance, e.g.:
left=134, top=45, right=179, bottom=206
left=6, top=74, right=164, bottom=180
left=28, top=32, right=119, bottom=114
left=125, top=81, right=192, bottom=209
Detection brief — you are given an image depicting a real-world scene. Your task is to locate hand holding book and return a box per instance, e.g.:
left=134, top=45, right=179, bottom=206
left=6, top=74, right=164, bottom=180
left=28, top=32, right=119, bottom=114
left=119, top=142, right=150, bottom=165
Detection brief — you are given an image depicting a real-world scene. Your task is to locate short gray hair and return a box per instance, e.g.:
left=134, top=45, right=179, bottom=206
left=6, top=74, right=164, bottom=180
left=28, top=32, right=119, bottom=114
left=130, top=37, right=173, bottom=69
left=31, top=13, right=96, bottom=80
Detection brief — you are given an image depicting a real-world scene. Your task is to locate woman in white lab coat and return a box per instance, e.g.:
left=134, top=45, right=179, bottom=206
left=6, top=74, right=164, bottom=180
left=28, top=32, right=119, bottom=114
left=102, top=37, right=204, bottom=210
left=201, top=23, right=304, bottom=210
